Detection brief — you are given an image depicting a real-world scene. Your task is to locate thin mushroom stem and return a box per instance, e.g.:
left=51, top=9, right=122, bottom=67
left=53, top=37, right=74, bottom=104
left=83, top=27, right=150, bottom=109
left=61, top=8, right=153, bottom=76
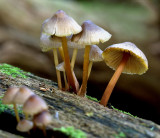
left=63, top=71, right=69, bottom=90
left=100, top=52, right=130, bottom=106
left=78, top=45, right=91, bottom=96
left=42, top=125, right=47, bottom=137
left=13, top=103, right=20, bottom=123
left=88, top=61, right=93, bottom=78
left=53, top=48, right=62, bottom=89
left=24, top=113, right=29, bottom=120
left=71, top=48, right=78, bottom=70
left=58, top=47, right=64, bottom=60
left=61, top=37, right=77, bottom=93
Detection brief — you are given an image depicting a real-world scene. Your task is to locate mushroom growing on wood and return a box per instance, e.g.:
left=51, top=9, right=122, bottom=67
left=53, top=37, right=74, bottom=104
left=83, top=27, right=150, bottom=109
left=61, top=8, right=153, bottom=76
left=13, top=87, right=35, bottom=105
left=88, top=45, right=103, bottom=78
left=40, top=33, right=62, bottom=89
left=33, top=110, right=52, bottom=136
left=72, top=20, right=111, bottom=96
left=13, top=86, right=35, bottom=119
left=56, top=62, right=79, bottom=91
left=23, top=95, right=48, bottom=116
left=100, top=42, right=148, bottom=106
left=42, top=10, right=82, bottom=93
left=16, top=119, right=33, bottom=133
left=2, top=87, right=20, bottom=122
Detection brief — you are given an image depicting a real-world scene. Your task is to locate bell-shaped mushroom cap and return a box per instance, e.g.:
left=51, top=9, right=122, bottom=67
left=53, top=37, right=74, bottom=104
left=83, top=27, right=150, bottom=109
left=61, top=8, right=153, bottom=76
left=23, top=95, right=48, bottom=115
left=40, top=33, right=62, bottom=52
left=13, top=87, right=35, bottom=105
left=34, top=111, right=52, bottom=128
left=102, top=42, right=148, bottom=75
left=42, top=10, right=82, bottom=37
left=72, top=20, right=111, bottom=45
left=89, top=45, right=103, bottom=62
left=2, top=87, right=19, bottom=104
left=16, top=119, right=33, bottom=132
left=56, top=62, right=65, bottom=72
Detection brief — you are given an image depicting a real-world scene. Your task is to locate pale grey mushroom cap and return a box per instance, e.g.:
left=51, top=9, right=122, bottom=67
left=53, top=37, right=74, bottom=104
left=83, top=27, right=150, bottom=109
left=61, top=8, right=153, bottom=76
left=89, top=45, right=103, bottom=62
left=16, top=119, right=33, bottom=132
left=23, top=95, right=48, bottom=115
left=42, top=10, right=82, bottom=37
left=67, top=34, right=85, bottom=49
left=2, top=87, right=19, bottom=104
left=68, top=40, right=85, bottom=49
left=13, top=87, right=35, bottom=105
left=102, top=42, right=148, bottom=75
left=56, top=62, right=65, bottom=72
left=72, top=20, right=111, bottom=45
left=40, top=33, right=62, bottom=52
left=34, top=111, right=52, bottom=128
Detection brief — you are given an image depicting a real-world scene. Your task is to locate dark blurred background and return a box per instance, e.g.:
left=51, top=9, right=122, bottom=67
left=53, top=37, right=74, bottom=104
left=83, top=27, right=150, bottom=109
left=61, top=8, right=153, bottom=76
left=0, top=0, right=160, bottom=124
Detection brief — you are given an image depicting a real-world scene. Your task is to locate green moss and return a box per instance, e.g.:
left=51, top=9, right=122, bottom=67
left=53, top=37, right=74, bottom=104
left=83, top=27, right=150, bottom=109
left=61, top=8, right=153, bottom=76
left=0, top=63, right=28, bottom=78
left=114, top=132, right=126, bottom=138
left=54, top=126, right=87, bottom=138
left=0, top=100, right=12, bottom=114
left=86, top=95, right=99, bottom=102
left=111, top=106, right=137, bottom=118
left=0, top=96, right=23, bottom=115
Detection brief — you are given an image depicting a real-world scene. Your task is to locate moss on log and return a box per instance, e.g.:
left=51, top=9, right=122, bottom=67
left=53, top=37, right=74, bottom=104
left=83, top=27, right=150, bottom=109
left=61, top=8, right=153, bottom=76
left=0, top=64, right=160, bottom=138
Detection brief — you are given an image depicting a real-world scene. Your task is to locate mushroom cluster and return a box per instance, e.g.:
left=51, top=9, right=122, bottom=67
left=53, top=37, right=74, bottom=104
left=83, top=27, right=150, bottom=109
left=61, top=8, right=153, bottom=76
left=40, top=10, right=148, bottom=107
left=2, top=86, right=52, bottom=136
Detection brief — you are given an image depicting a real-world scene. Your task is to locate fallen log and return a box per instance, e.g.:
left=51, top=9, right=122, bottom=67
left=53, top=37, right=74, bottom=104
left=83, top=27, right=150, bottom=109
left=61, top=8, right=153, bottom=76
left=0, top=63, right=159, bottom=138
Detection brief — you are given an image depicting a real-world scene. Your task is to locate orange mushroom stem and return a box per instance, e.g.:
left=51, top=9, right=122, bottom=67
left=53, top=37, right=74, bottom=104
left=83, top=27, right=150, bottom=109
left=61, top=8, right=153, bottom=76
left=71, top=48, right=78, bottom=70
left=13, top=103, right=20, bottom=122
left=100, top=52, right=130, bottom=106
left=78, top=45, right=91, bottom=96
left=61, top=37, right=78, bottom=93
left=58, top=47, right=64, bottom=60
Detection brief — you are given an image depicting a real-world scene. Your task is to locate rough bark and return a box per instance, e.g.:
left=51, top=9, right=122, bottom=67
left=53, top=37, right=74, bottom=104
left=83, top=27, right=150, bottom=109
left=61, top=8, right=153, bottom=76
left=0, top=64, right=160, bottom=138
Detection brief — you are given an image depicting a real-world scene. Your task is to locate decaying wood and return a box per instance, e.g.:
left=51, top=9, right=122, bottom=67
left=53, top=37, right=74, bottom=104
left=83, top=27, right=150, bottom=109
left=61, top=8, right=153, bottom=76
left=0, top=65, right=160, bottom=138
left=0, top=130, right=22, bottom=138
left=0, top=0, right=160, bottom=112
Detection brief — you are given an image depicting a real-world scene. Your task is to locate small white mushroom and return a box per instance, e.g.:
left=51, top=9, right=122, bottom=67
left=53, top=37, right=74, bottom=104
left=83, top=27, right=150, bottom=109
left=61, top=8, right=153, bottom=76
left=34, top=111, right=52, bottom=136
left=23, top=95, right=48, bottom=116
left=72, top=20, right=111, bottom=96
left=42, top=10, right=82, bottom=93
left=56, top=62, right=68, bottom=90
left=40, top=33, right=62, bottom=90
left=88, top=45, right=103, bottom=78
left=13, top=86, right=35, bottom=105
left=2, top=87, right=20, bottom=122
left=16, top=119, right=33, bottom=132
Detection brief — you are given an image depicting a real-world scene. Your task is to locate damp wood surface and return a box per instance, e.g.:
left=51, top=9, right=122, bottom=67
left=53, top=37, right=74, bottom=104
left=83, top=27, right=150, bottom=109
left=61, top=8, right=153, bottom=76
left=0, top=64, right=160, bottom=138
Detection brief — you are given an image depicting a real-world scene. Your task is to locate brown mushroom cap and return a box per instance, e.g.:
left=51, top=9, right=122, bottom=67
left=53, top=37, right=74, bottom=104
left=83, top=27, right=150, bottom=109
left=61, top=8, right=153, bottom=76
left=23, top=95, right=48, bottom=116
left=13, top=87, right=35, bottom=105
left=89, top=45, right=103, bottom=62
left=102, top=42, right=148, bottom=75
left=2, top=87, right=19, bottom=104
left=34, top=111, right=52, bottom=128
left=40, top=33, right=62, bottom=52
left=42, top=10, right=82, bottom=37
left=72, top=20, right=111, bottom=45
left=16, top=119, right=33, bottom=132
